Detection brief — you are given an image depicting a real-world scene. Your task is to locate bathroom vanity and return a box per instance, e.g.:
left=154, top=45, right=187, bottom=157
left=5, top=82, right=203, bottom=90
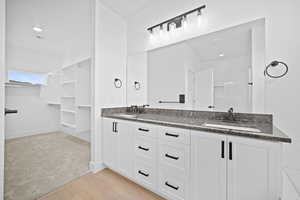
left=100, top=18, right=291, bottom=200
left=101, top=107, right=291, bottom=200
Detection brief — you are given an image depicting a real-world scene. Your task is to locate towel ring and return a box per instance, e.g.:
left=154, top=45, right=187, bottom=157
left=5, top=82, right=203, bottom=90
left=114, top=78, right=122, bottom=88
left=134, top=81, right=141, bottom=90
left=264, top=61, right=288, bottom=78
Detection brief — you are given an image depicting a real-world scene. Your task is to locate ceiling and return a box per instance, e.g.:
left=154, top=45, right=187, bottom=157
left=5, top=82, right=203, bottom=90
left=98, top=0, right=152, bottom=18
left=186, top=26, right=252, bottom=62
left=6, top=0, right=92, bottom=73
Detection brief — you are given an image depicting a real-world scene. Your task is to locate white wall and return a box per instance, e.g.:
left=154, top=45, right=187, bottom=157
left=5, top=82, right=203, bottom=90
left=126, top=0, right=300, bottom=172
left=0, top=0, right=5, bottom=198
left=5, top=85, right=61, bottom=139
left=126, top=53, right=147, bottom=105
left=91, top=0, right=127, bottom=171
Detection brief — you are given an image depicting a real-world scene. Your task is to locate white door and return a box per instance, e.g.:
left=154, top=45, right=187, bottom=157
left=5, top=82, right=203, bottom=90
left=118, top=121, right=134, bottom=178
left=194, top=69, right=214, bottom=111
left=191, top=131, right=227, bottom=200
left=0, top=0, right=5, bottom=198
left=227, top=136, right=281, bottom=200
left=102, top=118, right=119, bottom=171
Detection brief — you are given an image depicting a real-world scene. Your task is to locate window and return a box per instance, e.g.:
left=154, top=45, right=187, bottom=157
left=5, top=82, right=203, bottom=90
left=8, top=71, right=47, bottom=85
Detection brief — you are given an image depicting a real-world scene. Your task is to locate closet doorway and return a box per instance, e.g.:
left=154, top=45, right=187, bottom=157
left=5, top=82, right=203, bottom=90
left=4, top=0, right=93, bottom=199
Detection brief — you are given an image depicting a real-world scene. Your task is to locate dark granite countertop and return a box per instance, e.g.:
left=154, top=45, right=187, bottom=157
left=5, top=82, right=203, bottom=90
left=101, top=108, right=291, bottom=143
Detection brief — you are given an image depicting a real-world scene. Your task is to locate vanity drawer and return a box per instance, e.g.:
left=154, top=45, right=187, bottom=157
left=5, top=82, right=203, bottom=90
left=158, top=166, right=187, bottom=200
left=134, top=123, right=157, bottom=138
left=158, top=142, right=189, bottom=172
left=134, top=159, right=157, bottom=190
left=158, top=127, right=190, bottom=145
left=135, top=136, right=157, bottom=160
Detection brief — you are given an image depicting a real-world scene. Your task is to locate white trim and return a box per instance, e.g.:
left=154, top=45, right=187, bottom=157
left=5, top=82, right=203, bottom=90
left=0, top=0, right=5, bottom=198
left=89, top=161, right=106, bottom=173
left=62, top=57, right=91, bottom=70
left=5, top=130, right=60, bottom=140
left=61, top=122, right=76, bottom=129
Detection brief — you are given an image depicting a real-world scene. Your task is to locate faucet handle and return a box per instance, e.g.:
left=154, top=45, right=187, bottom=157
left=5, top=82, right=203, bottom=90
left=228, top=107, right=234, bottom=113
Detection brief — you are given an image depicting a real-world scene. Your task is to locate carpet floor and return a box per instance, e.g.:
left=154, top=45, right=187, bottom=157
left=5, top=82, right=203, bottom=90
left=4, top=132, right=90, bottom=200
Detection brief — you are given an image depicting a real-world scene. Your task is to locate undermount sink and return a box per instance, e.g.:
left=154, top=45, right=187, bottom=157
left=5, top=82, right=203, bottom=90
left=203, top=123, right=262, bottom=133
left=117, top=114, right=138, bottom=118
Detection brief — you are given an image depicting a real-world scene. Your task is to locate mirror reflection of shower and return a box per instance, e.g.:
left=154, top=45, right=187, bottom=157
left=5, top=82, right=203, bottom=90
left=147, top=19, right=265, bottom=113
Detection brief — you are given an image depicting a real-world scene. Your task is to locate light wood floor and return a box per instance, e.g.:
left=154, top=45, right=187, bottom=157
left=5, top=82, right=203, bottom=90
left=39, top=169, right=165, bottom=200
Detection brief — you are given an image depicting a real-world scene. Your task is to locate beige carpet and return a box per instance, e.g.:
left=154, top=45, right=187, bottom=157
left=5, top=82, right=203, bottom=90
left=4, top=132, right=90, bottom=200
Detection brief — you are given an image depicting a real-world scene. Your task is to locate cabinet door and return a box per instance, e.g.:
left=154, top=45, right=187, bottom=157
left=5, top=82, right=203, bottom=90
left=118, top=121, right=134, bottom=178
left=227, top=136, right=281, bottom=200
left=191, top=131, right=227, bottom=200
left=102, top=118, right=118, bottom=171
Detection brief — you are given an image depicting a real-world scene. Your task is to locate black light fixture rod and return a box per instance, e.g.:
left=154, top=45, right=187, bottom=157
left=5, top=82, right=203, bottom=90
left=147, top=5, right=206, bottom=32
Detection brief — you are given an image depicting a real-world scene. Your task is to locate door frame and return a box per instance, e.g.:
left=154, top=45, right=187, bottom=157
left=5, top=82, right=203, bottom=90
left=0, top=0, right=6, bottom=198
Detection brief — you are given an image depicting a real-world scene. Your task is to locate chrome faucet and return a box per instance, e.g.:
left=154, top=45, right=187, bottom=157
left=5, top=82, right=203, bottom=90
left=226, top=107, right=235, bottom=121
left=138, top=104, right=150, bottom=113
left=128, top=104, right=149, bottom=114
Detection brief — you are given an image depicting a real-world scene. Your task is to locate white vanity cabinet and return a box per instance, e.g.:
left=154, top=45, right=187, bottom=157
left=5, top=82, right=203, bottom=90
left=102, top=118, right=283, bottom=200
left=102, top=118, right=119, bottom=171
left=133, top=122, right=158, bottom=190
left=102, top=118, right=134, bottom=178
left=191, top=130, right=282, bottom=200
left=157, top=127, right=191, bottom=200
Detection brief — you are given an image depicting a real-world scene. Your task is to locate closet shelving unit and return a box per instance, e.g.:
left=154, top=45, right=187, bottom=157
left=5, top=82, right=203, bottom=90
left=60, top=58, right=91, bottom=142
left=41, top=58, right=91, bottom=142
left=45, top=70, right=62, bottom=105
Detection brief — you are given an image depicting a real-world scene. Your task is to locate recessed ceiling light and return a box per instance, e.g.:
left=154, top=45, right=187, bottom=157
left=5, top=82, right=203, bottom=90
left=33, top=26, right=43, bottom=33
left=219, top=53, right=224, bottom=57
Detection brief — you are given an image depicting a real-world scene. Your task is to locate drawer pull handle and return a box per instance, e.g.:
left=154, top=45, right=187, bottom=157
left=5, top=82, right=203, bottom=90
left=165, top=133, right=179, bottom=138
left=138, top=146, right=149, bottom=151
left=138, top=128, right=149, bottom=132
left=229, top=142, right=233, bottom=160
left=221, top=140, right=225, bottom=159
left=165, top=182, right=179, bottom=190
left=165, top=153, right=179, bottom=160
left=138, top=170, right=149, bottom=177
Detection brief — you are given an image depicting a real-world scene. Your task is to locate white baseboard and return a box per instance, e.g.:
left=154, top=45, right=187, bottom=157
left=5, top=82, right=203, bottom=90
left=89, top=161, right=106, bottom=173
left=282, top=168, right=300, bottom=200
left=5, top=129, right=60, bottom=140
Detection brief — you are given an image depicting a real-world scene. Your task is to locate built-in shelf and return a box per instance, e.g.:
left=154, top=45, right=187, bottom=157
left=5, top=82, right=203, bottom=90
left=62, top=64, right=77, bottom=70
left=78, top=105, right=91, bottom=108
left=46, top=58, right=91, bottom=141
left=62, top=96, right=75, bottom=99
left=47, top=102, right=61, bottom=106
left=61, top=122, right=76, bottom=129
left=61, top=109, right=76, bottom=114
left=62, top=80, right=76, bottom=85
left=214, top=84, right=225, bottom=87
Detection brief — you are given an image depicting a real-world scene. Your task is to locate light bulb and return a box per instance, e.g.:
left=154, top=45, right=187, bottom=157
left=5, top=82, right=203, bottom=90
left=182, top=16, right=188, bottom=29
left=33, top=26, right=43, bottom=33
left=169, top=22, right=176, bottom=32
left=197, top=9, right=202, bottom=25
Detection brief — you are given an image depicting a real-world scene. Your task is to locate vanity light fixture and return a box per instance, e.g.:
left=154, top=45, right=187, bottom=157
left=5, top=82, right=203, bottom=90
left=147, top=5, right=206, bottom=34
left=33, top=26, right=43, bottom=33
